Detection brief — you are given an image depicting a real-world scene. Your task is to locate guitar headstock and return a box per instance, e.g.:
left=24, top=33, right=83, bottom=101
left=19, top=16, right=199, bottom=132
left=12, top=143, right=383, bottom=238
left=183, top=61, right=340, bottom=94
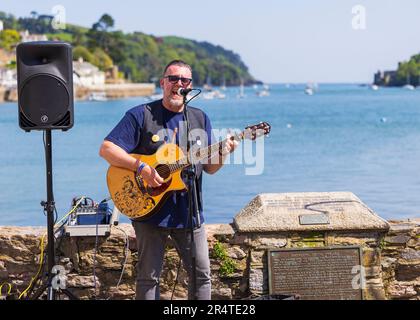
left=243, top=122, right=271, bottom=140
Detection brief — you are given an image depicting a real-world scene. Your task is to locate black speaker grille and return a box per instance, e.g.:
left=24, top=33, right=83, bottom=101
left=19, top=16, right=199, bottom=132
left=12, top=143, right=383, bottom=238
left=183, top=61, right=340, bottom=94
left=19, top=74, right=70, bottom=126
left=19, top=112, right=37, bottom=128
left=53, top=111, right=71, bottom=127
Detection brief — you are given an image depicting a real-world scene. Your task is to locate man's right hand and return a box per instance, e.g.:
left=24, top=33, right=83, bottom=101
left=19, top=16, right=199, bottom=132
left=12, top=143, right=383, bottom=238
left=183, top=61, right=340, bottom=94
left=140, top=165, right=164, bottom=187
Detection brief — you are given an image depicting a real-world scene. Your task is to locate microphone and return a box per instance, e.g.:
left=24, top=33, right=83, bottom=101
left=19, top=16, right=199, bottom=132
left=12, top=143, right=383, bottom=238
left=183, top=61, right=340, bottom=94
left=177, top=88, right=193, bottom=96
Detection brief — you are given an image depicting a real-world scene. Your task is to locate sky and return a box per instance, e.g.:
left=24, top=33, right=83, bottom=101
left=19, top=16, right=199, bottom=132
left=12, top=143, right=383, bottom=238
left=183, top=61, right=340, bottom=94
left=1, top=0, right=419, bottom=83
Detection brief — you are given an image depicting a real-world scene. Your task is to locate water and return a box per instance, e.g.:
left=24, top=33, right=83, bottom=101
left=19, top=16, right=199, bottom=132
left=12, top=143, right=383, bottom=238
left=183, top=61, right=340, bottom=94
left=1, top=84, right=420, bottom=226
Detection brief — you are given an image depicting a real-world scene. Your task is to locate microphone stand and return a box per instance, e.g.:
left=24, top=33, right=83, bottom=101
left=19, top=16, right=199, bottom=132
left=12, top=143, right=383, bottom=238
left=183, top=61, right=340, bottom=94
left=181, top=92, right=201, bottom=300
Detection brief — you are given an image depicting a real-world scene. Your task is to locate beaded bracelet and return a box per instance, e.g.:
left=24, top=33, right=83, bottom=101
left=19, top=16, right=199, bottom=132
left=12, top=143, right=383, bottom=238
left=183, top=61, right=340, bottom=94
left=136, top=162, right=147, bottom=176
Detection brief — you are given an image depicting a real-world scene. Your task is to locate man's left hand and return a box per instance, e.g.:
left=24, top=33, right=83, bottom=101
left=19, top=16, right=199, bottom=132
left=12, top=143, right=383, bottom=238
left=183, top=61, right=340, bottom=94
left=220, top=133, right=239, bottom=156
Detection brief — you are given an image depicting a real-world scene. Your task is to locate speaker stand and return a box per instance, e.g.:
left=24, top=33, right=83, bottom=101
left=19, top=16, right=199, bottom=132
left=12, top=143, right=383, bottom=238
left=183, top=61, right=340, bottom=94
left=29, top=130, right=78, bottom=300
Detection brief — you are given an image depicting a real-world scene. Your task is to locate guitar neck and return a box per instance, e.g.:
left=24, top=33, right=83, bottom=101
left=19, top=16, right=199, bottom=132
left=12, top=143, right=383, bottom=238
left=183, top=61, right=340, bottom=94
left=167, top=131, right=244, bottom=174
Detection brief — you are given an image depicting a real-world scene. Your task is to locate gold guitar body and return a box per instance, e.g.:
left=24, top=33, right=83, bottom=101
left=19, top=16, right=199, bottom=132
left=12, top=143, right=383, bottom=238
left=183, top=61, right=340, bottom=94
left=106, top=143, right=187, bottom=220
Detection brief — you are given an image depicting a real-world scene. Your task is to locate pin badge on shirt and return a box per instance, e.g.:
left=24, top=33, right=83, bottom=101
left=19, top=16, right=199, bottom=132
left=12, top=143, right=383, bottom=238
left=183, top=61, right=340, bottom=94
left=151, top=134, right=160, bottom=143
left=196, top=139, right=202, bottom=146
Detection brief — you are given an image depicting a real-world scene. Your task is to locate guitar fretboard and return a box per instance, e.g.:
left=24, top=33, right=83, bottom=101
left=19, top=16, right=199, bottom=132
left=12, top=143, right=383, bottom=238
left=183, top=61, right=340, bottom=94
left=167, top=131, right=244, bottom=174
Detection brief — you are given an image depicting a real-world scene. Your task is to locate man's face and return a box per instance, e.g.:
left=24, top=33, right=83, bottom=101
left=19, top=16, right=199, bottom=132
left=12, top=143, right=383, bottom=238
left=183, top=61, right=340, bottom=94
left=160, top=65, right=192, bottom=109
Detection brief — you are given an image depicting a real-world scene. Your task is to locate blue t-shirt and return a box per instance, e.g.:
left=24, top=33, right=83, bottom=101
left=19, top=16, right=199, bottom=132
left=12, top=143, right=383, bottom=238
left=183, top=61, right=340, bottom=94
left=105, top=100, right=213, bottom=228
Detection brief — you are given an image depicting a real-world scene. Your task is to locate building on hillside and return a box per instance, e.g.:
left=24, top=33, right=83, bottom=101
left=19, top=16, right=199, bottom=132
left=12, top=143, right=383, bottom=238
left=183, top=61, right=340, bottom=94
left=73, top=57, right=105, bottom=86
left=0, top=67, right=17, bottom=88
left=19, top=30, right=48, bottom=43
left=374, top=70, right=397, bottom=86
left=0, top=20, right=4, bottom=32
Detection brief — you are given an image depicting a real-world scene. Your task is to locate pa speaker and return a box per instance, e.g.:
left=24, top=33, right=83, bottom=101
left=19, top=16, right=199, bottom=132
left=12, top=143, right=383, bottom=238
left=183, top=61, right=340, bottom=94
left=16, top=41, right=74, bottom=131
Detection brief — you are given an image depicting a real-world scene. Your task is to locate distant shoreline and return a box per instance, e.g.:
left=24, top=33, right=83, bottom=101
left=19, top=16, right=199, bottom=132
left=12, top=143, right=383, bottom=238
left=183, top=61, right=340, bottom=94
left=0, top=82, right=156, bottom=103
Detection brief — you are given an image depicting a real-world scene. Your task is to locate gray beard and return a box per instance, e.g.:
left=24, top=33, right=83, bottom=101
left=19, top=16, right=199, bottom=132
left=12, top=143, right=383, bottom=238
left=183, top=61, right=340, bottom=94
left=168, top=98, right=184, bottom=108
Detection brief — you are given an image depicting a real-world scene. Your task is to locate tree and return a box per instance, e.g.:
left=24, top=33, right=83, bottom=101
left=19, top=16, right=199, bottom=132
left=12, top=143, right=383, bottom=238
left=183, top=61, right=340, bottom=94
left=73, top=45, right=95, bottom=63
left=93, top=48, right=113, bottom=70
left=0, top=29, right=21, bottom=50
left=92, top=14, right=114, bottom=32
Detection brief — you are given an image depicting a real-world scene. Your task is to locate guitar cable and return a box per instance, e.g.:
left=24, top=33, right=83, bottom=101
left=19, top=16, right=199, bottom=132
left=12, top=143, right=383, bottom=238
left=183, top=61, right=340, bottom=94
left=18, top=196, right=86, bottom=299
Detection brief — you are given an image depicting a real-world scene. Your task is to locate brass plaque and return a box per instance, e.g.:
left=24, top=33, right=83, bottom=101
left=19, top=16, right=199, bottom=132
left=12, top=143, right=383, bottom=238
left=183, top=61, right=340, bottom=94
left=268, top=246, right=363, bottom=300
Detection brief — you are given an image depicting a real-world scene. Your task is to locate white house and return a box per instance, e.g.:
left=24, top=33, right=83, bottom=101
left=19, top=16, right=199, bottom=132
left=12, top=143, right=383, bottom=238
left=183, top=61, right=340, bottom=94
left=73, top=58, right=105, bottom=86
left=20, top=30, right=48, bottom=42
left=0, top=67, right=17, bottom=88
left=0, top=20, right=4, bottom=32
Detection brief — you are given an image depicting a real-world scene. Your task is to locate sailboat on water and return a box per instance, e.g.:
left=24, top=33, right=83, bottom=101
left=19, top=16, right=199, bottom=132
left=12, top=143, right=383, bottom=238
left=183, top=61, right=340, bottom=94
left=403, top=74, right=415, bottom=90
left=237, top=79, right=246, bottom=99
left=220, top=75, right=227, bottom=91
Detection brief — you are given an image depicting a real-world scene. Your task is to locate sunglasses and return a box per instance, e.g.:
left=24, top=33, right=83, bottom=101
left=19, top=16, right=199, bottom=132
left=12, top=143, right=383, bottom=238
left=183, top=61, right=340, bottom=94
left=164, top=75, right=192, bottom=85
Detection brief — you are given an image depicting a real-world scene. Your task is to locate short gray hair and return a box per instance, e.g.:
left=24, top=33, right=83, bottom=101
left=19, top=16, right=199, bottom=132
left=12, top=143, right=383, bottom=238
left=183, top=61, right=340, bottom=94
left=163, top=60, right=192, bottom=75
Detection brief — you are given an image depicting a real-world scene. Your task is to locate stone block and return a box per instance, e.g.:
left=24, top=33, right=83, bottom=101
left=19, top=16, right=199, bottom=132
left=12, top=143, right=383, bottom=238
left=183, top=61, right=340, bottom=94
left=234, top=192, right=390, bottom=233
left=212, top=287, right=232, bottom=300
left=395, top=261, right=420, bottom=282
left=363, top=287, right=386, bottom=300
left=227, top=247, right=247, bottom=260
left=387, top=282, right=417, bottom=299
left=362, top=248, right=381, bottom=266
left=384, top=235, right=411, bottom=245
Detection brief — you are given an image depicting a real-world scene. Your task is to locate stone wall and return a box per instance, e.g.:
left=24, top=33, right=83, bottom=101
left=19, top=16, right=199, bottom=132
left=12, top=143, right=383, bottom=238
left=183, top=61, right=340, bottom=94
left=0, top=220, right=418, bottom=300
left=381, top=220, right=420, bottom=299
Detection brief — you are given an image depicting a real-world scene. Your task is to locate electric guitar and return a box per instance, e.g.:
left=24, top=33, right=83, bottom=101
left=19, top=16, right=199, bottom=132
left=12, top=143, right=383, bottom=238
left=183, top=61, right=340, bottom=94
left=106, top=122, right=271, bottom=220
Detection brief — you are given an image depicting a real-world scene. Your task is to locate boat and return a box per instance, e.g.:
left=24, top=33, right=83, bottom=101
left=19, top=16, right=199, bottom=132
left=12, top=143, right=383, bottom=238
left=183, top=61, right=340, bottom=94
left=220, top=76, right=227, bottom=91
left=202, top=91, right=215, bottom=100
left=237, top=79, right=246, bottom=99
left=370, top=84, right=379, bottom=91
left=403, top=84, right=415, bottom=90
left=144, top=93, right=163, bottom=101
left=403, top=74, right=415, bottom=90
left=256, top=89, right=270, bottom=97
left=201, top=89, right=226, bottom=100
left=88, top=91, right=107, bottom=101
left=213, top=90, right=226, bottom=99
left=304, top=83, right=315, bottom=95
left=304, top=87, right=313, bottom=95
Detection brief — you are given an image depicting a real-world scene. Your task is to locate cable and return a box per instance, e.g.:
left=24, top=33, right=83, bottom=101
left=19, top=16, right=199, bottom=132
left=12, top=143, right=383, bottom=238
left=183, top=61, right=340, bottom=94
left=185, top=88, right=201, bottom=105
left=92, top=202, right=99, bottom=300
left=106, top=225, right=129, bottom=300
left=93, top=198, right=113, bottom=299
left=0, top=282, right=12, bottom=299
left=171, top=256, right=182, bottom=300
left=18, top=196, right=87, bottom=299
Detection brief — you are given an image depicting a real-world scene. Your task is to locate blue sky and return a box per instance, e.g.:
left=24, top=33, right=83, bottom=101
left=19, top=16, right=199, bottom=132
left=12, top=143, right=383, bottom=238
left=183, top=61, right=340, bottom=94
left=1, top=0, right=419, bottom=83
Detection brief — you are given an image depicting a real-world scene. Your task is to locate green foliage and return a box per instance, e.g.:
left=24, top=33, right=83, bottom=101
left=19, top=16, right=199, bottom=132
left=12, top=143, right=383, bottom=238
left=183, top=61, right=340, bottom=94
left=212, top=241, right=228, bottom=260
left=73, top=45, right=95, bottom=63
left=0, top=11, right=257, bottom=85
left=0, top=11, right=19, bottom=29
left=46, top=32, right=73, bottom=43
left=211, top=241, right=237, bottom=277
left=0, top=29, right=20, bottom=50
left=92, top=14, right=114, bottom=32
left=6, top=60, right=16, bottom=69
left=93, top=47, right=113, bottom=70
left=396, top=54, right=420, bottom=86
left=219, top=259, right=237, bottom=277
